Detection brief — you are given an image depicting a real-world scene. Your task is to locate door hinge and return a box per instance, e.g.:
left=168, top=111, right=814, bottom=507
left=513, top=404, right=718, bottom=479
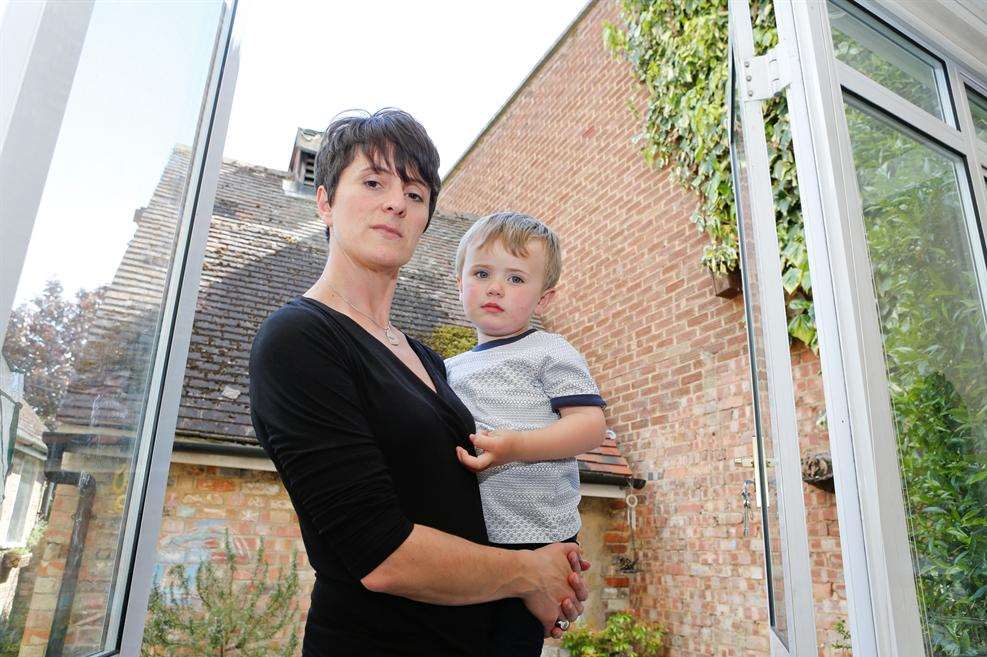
left=742, top=43, right=793, bottom=101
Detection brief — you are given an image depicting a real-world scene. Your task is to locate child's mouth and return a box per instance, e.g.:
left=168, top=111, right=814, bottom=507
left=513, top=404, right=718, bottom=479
left=481, top=303, right=504, bottom=312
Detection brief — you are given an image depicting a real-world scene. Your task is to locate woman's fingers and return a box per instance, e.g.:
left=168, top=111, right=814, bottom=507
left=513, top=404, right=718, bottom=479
left=567, top=550, right=590, bottom=573
left=568, top=570, right=589, bottom=602
left=561, top=598, right=581, bottom=621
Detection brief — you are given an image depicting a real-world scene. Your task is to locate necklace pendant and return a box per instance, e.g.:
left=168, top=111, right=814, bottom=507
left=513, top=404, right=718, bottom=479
left=385, top=326, right=400, bottom=346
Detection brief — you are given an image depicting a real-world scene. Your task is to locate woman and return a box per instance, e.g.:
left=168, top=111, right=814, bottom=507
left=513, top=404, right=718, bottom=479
left=248, top=109, right=586, bottom=657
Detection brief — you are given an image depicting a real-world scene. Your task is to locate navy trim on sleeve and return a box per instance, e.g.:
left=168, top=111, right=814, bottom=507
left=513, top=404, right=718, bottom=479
left=550, top=393, right=606, bottom=412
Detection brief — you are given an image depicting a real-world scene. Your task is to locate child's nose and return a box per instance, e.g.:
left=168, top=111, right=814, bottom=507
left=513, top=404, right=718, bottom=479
left=486, top=281, right=504, bottom=296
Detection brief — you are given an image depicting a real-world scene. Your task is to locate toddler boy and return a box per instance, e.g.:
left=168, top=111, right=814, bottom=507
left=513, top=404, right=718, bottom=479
left=445, top=211, right=607, bottom=657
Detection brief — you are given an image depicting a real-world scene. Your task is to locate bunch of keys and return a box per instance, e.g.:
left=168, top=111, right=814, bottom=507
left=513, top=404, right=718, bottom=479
left=741, top=479, right=754, bottom=537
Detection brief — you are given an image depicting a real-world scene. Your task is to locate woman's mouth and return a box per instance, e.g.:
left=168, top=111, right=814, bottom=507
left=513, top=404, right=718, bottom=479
left=371, top=224, right=402, bottom=239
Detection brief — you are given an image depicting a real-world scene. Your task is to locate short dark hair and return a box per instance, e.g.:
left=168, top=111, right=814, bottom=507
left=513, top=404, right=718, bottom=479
left=315, top=109, right=441, bottom=241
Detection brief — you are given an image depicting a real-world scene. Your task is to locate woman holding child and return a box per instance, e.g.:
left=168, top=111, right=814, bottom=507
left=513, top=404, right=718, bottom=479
left=249, top=109, right=605, bottom=657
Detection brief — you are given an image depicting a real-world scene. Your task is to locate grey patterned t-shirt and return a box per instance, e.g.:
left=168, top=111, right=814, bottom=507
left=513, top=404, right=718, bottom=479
left=445, top=329, right=605, bottom=544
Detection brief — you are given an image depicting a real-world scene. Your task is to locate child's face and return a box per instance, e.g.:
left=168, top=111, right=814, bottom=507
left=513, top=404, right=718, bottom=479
left=458, top=238, right=555, bottom=342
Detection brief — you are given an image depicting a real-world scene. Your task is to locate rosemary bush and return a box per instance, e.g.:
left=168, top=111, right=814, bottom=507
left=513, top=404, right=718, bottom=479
left=141, top=533, right=300, bottom=657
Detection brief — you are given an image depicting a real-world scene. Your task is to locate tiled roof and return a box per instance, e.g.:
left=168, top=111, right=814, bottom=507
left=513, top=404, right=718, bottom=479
left=54, top=146, right=631, bottom=481
left=16, top=403, right=47, bottom=453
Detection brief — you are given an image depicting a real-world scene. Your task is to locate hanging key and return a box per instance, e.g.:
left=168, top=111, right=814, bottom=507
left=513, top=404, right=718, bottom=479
left=741, top=479, right=754, bottom=537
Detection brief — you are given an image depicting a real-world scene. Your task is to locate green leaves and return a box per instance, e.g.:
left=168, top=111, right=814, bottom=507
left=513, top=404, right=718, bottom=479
left=424, top=324, right=477, bottom=358
left=561, top=613, right=664, bottom=657
left=608, top=0, right=815, bottom=348
left=141, top=532, right=301, bottom=657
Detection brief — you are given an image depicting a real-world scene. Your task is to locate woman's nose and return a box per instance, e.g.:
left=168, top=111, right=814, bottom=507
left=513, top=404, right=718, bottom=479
left=383, top=189, right=406, bottom=216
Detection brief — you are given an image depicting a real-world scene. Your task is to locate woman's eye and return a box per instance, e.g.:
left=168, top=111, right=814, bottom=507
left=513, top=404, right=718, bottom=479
left=364, top=179, right=381, bottom=189
left=407, top=192, right=424, bottom=202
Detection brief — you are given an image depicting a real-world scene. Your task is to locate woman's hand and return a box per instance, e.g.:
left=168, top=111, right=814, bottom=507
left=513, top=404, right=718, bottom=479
left=454, top=429, right=519, bottom=473
left=519, top=543, right=590, bottom=638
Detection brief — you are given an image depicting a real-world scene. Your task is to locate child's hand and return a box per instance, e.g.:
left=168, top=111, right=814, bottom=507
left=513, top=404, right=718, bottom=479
left=455, top=429, right=519, bottom=473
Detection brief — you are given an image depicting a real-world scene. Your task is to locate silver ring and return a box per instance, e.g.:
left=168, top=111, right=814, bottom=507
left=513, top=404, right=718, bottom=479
left=554, top=620, right=570, bottom=631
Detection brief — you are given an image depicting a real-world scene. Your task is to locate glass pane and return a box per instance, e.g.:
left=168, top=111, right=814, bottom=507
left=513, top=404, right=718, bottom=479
left=730, top=57, right=790, bottom=648
left=967, top=86, right=987, bottom=144
left=845, top=98, right=987, bottom=656
left=829, top=0, right=949, bottom=122
left=0, top=2, right=223, bottom=655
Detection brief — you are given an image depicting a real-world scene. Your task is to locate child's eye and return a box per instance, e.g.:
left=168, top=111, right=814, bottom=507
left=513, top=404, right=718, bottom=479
left=509, top=275, right=525, bottom=284
left=473, top=270, right=488, bottom=279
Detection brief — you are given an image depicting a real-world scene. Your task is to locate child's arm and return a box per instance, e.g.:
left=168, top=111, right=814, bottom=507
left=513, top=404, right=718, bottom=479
left=455, top=405, right=606, bottom=473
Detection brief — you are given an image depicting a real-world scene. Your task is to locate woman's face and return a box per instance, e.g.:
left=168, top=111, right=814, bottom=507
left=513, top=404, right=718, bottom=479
left=317, top=149, right=430, bottom=273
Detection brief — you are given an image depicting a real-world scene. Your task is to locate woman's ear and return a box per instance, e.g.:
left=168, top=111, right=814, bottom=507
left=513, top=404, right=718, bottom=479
left=535, top=288, right=556, bottom=315
left=316, top=185, right=333, bottom=232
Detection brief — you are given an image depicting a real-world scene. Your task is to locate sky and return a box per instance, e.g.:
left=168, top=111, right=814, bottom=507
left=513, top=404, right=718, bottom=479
left=10, top=0, right=588, bottom=305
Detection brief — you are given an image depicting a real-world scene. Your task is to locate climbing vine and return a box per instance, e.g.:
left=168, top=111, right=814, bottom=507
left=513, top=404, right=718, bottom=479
left=604, top=0, right=815, bottom=348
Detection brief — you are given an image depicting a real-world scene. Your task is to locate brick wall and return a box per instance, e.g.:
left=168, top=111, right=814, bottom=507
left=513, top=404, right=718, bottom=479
left=13, top=459, right=627, bottom=656
left=437, top=0, right=846, bottom=654
left=152, top=462, right=315, bottom=654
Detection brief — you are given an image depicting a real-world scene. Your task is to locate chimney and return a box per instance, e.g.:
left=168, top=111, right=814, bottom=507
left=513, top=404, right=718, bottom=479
left=285, top=127, right=321, bottom=196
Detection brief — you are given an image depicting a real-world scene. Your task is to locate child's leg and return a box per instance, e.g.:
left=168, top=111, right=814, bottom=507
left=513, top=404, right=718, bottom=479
left=490, top=596, right=545, bottom=657
left=489, top=536, right=579, bottom=657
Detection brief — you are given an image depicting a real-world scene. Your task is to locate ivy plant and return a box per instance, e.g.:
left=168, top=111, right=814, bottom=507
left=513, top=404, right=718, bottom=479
left=604, top=0, right=815, bottom=349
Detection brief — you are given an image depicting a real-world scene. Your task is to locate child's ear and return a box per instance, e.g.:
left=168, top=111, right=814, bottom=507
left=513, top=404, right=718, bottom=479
left=535, top=288, right=556, bottom=315
left=456, top=276, right=463, bottom=297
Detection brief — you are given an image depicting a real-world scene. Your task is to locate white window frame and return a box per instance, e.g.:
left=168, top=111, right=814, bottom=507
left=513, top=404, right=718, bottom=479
left=114, top=4, right=240, bottom=653
left=769, top=1, right=987, bottom=656
left=0, top=1, right=240, bottom=655
left=728, top=3, right=819, bottom=655
left=0, top=0, right=94, bottom=346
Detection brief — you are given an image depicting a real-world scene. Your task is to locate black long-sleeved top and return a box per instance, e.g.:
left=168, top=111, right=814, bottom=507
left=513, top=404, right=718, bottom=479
left=249, top=297, right=494, bottom=656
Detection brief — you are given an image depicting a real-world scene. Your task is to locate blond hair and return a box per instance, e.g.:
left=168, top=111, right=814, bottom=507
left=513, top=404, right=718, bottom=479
left=454, top=212, right=562, bottom=290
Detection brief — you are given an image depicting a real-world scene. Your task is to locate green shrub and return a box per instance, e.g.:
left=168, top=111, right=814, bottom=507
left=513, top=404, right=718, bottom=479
left=141, top=532, right=300, bottom=657
left=424, top=324, right=477, bottom=358
left=561, top=613, right=664, bottom=657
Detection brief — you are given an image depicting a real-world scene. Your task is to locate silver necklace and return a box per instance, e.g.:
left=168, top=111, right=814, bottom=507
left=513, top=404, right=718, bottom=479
left=327, top=283, right=400, bottom=346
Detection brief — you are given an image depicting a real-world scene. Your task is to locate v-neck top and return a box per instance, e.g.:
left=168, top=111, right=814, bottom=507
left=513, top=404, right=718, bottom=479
left=249, top=297, right=492, bottom=656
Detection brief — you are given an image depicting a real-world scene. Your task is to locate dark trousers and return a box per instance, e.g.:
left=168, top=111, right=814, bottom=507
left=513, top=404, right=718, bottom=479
left=489, top=536, right=578, bottom=657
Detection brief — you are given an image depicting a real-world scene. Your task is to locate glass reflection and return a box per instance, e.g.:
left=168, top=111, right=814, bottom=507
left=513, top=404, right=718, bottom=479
left=845, top=99, right=987, bottom=656
left=0, top=2, right=223, bottom=655
left=829, top=0, right=949, bottom=122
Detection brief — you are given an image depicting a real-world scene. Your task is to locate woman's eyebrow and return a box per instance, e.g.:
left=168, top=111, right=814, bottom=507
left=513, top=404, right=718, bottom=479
left=358, top=165, right=388, bottom=175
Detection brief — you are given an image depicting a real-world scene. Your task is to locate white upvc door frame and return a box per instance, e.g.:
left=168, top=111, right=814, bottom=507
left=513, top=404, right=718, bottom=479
left=770, top=1, right=987, bottom=656
left=728, top=3, right=818, bottom=656
left=0, top=1, right=240, bottom=655
left=0, top=0, right=94, bottom=347
left=114, top=3, right=239, bottom=654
